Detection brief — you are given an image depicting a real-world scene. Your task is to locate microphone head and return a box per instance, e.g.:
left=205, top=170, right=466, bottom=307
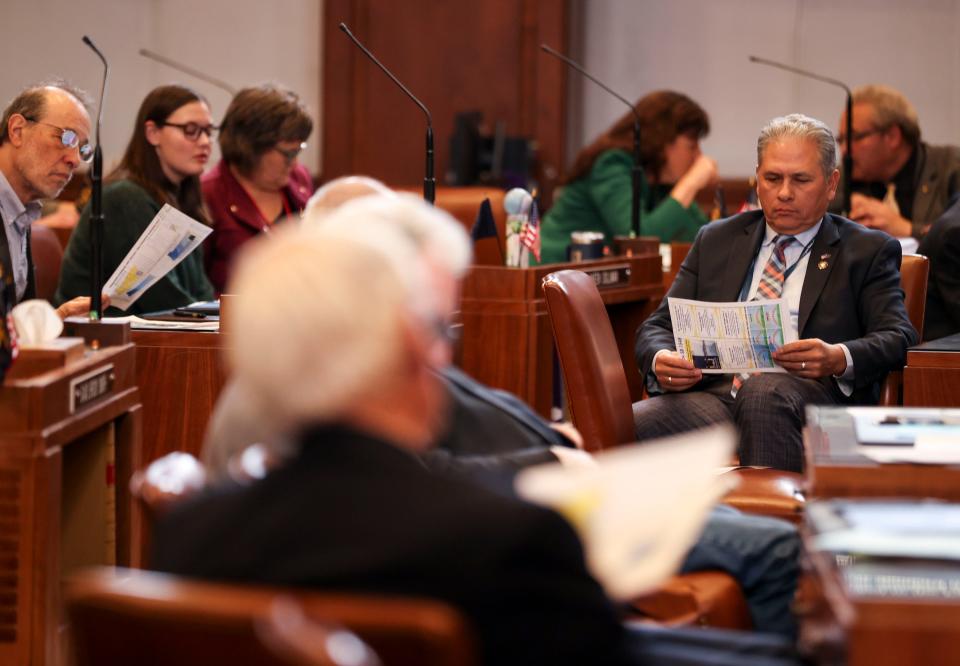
left=82, top=35, right=93, bottom=46
left=339, top=22, right=351, bottom=34
left=504, top=188, right=532, bottom=215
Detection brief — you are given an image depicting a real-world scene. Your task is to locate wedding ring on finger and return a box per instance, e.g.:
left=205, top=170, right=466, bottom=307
left=801, top=361, right=806, bottom=370
left=667, top=376, right=673, bottom=384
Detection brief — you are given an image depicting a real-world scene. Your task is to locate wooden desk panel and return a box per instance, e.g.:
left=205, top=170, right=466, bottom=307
left=904, top=336, right=960, bottom=407
left=799, top=529, right=960, bottom=666
left=460, top=254, right=663, bottom=417
left=131, top=330, right=228, bottom=462
left=0, top=345, right=142, bottom=666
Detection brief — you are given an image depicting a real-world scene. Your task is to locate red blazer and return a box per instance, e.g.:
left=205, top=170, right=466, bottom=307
left=202, top=159, right=314, bottom=294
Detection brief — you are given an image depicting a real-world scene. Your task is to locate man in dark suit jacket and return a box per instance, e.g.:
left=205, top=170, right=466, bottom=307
left=831, top=84, right=960, bottom=240
left=154, top=196, right=798, bottom=665
left=635, top=114, right=918, bottom=472
left=918, top=197, right=960, bottom=341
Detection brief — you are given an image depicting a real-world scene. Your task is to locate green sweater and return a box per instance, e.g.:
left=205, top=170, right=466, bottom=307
left=55, top=179, right=214, bottom=315
left=537, top=149, right=708, bottom=264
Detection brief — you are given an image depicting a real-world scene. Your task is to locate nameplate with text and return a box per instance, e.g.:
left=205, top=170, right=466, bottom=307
left=582, top=264, right=631, bottom=289
left=69, top=364, right=115, bottom=414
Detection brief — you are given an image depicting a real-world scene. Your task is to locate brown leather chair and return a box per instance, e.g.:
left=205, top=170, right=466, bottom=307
left=879, top=253, right=929, bottom=406
left=399, top=186, right=506, bottom=265
left=66, top=567, right=475, bottom=666
left=29, top=223, right=64, bottom=301
left=541, top=268, right=804, bottom=524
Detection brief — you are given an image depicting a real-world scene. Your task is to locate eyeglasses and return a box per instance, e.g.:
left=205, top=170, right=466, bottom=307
left=835, top=128, right=883, bottom=145
left=273, top=141, right=307, bottom=163
left=23, top=116, right=93, bottom=162
left=161, top=121, right=217, bottom=141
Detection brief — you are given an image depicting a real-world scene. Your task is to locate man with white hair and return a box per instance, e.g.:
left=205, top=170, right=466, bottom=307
left=152, top=197, right=800, bottom=665
left=635, top=114, right=917, bottom=472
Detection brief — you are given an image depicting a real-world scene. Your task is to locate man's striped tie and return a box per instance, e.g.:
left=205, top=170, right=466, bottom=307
left=731, top=235, right=796, bottom=397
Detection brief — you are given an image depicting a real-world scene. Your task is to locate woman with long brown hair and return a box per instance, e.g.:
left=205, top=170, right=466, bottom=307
left=538, top=90, right=717, bottom=263
left=56, top=84, right=215, bottom=314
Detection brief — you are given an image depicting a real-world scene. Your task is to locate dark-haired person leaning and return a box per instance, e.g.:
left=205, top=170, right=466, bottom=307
left=201, top=84, right=314, bottom=294
left=537, top=90, right=717, bottom=264
left=55, top=84, right=215, bottom=315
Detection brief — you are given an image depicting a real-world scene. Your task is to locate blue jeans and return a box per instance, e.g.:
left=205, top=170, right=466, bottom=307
left=681, top=504, right=800, bottom=638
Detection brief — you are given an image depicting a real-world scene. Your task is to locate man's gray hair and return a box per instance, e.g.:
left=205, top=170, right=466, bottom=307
left=227, top=222, right=422, bottom=430
left=757, top=113, right=839, bottom=177
left=304, top=191, right=473, bottom=279
left=0, top=80, right=92, bottom=145
left=852, top=84, right=920, bottom=146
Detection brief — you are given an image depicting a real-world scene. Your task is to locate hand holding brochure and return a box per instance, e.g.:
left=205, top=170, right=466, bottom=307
left=515, top=425, right=737, bottom=600
left=104, top=205, right=212, bottom=310
left=668, top=297, right=796, bottom=373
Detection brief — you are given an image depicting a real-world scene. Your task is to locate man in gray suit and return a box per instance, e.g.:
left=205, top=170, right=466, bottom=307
left=834, top=84, right=960, bottom=240
left=634, top=114, right=918, bottom=472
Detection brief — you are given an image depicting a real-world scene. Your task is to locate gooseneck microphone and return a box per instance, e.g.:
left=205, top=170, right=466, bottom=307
left=138, top=49, right=237, bottom=96
left=339, top=22, right=435, bottom=204
left=541, top=44, right=642, bottom=237
left=748, top=55, right=853, bottom=215
left=82, top=35, right=109, bottom=320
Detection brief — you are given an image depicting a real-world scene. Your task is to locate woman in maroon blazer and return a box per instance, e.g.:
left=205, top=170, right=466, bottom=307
left=202, top=85, right=314, bottom=294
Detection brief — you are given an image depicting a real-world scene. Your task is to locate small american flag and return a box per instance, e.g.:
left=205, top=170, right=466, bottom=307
left=520, top=198, right=541, bottom=261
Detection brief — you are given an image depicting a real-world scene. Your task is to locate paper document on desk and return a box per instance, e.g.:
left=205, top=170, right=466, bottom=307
left=850, top=406, right=960, bottom=456
left=104, top=315, right=220, bottom=332
left=810, top=500, right=960, bottom=560
left=103, top=205, right=211, bottom=310
left=668, top=297, right=795, bottom=373
left=514, top=424, right=737, bottom=600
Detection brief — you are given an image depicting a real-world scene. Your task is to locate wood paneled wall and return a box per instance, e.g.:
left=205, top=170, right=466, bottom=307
left=323, top=0, right=568, bottom=204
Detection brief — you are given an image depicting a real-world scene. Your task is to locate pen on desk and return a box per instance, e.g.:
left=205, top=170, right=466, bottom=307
left=174, top=311, right=207, bottom=319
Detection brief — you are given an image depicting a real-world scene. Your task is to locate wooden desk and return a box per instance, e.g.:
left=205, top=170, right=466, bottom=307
left=799, top=505, right=960, bottom=665
left=804, top=405, right=960, bottom=501
left=132, top=330, right=228, bottom=461
left=904, top=333, right=960, bottom=407
left=460, top=252, right=663, bottom=417
left=0, top=344, right=142, bottom=666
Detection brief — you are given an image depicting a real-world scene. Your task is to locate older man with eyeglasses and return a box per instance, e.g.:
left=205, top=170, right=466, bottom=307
left=0, top=81, right=102, bottom=318
left=832, top=84, right=960, bottom=241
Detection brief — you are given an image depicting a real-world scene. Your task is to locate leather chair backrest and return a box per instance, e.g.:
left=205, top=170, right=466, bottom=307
left=900, top=253, right=929, bottom=339
left=542, top=269, right=635, bottom=451
left=29, top=224, right=63, bottom=301
left=399, top=186, right=507, bottom=265
left=66, top=567, right=476, bottom=666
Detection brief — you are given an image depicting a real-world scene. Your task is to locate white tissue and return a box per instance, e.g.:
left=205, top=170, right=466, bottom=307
left=11, top=299, right=63, bottom=345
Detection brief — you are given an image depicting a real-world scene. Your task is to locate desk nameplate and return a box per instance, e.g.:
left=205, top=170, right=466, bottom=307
left=582, top=264, right=631, bottom=289
left=69, top=363, right=115, bottom=414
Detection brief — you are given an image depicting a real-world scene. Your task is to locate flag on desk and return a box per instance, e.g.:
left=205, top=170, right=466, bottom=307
left=470, top=198, right=499, bottom=242
left=520, top=198, right=541, bottom=262
left=737, top=177, right=761, bottom=213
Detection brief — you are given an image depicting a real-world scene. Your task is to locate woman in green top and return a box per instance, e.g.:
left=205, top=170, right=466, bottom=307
left=56, top=85, right=215, bottom=315
left=538, top=90, right=717, bottom=264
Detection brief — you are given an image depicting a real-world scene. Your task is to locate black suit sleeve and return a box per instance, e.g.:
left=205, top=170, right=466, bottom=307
left=930, top=223, right=960, bottom=334
left=844, top=236, right=919, bottom=388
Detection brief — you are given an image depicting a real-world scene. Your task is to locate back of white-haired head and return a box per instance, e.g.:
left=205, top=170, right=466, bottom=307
left=757, top=113, right=839, bottom=178
left=303, top=175, right=396, bottom=219
left=307, top=192, right=473, bottom=279
left=227, top=222, right=422, bottom=431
